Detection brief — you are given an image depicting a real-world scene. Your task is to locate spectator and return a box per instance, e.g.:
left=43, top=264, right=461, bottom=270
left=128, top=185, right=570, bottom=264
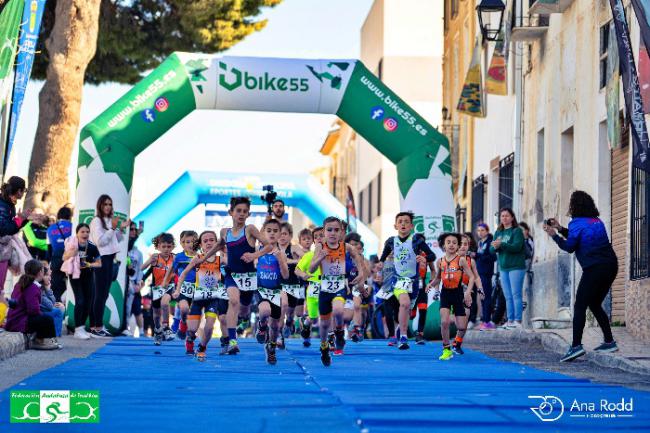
left=89, top=194, right=129, bottom=338
left=63, top=223, right=101, bottom=339
left=463, top=232, right=480, bottom=328
left=0, top=176, right=31, bottom=291
left=23, top=211, right=49, bottom=261
left=39, top=264, right=65, bottom=339
left=490, top=208, right=526, bottom=330
left=519, top=221, right=535, bottom=279
left=5, top=260, right=59, bottom=350
left=474, top=223, right=497, bottom=330
left=126, top=221, right=144, bottom=337
left=543, top=191, right=619, bottom=362
left=47, top=206, right=73, bottom=301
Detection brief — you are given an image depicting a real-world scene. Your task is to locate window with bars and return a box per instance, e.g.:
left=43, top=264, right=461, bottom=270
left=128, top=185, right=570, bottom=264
left=499, top=153, right=515, bottom=211
left=631, top=165, right=650, bottom=280
left=472, top=175, right=486, bottom=229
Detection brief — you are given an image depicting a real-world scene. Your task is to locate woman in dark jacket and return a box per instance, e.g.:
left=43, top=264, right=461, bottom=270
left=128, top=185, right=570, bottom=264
left=0, top=176, right=30, bottom=290
left=474, top=223, right=497, bottom=330
left=544, top=190, right=619, bottom=362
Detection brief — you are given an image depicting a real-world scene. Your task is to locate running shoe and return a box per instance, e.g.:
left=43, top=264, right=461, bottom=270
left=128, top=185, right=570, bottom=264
left=484, top=322, right=496, bottom=331
left=177, top=321, right=188, bottom=339
left=300, top=320, right=311, bottom=339
left=467, top=321, right=475, bottom=330
left=256, top=323, right=268, bottom=344
left=265, top=342, right=277, bottom=365
left=350, top=326, right=361, bottom=343
left=302, top=339, right=311, bottom=348
left=334, top=329, right=345, bottom=353
left=237, top=319, right=250, bottom=335
left=171, top=317, right=180, bottom=333
left=185, top=339, right=194, bottom=355
left=358, top=327, right=365, bottom=342
left=398, top=336, right=410, bottom=350
left=387, top=336, right=397, bottom=347
left=439, top=347, right=454, bottom=361
left=415, top=332, right=426, bottom=345
left=89, top=329, right=112, bottom=339
left=328, top=332, right=336, bottom=351
left=320, top=343, right=332, bottom=367
left=277, top=336, right=286, bottom=350
left=560, top=345, right=586, bottom=362
left=451, top=341, right=464, bottom=355
left=226, top=340, right=240, bottom=355
left=594, top=341, right=619, bottom=353
left=498, top=321, right=514, bottom=330
left=153, top=328, right=163, bottom=346
left=196, top=351, right=207, bottom=362
left=508, top=321, right=522, bottom=330
left=163, top=326, right=175, bottom=341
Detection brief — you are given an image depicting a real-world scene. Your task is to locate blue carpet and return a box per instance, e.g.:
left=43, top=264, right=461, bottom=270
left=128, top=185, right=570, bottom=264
left=1, top=338, right=649, bottom=432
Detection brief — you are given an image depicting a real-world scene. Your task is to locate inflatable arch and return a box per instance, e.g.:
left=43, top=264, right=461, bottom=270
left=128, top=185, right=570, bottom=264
left=133, top=171, right=380, bottom=255
left=74, top=53, right=454, bottom=332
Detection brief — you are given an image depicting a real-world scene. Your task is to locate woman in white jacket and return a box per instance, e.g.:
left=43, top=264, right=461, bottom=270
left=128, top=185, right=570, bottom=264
left=89, top=194, right=129, bottom=338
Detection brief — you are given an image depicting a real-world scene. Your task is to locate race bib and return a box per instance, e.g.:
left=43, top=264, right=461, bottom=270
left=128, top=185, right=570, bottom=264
left=307, top=282, right=320, bottom=297
left=179, top=282, right=195, bottom=298
left=376, top=288, right=394, bottom=300
left=259, top=287, right=282, bottom=306
left=152, top=284, right=173, bottom=301
left=215, top=284, right=229, bottom=300
left=352, top=285, right=369, bottom=298
left=233, top=272, right=258, bottom=291
left=394, top=277, right=414, bottom=293
left=193, top=284, right=223, bottom=301
left=321, top=275, right=346, bottom=294
left=282, top=284, right=304, bottom=299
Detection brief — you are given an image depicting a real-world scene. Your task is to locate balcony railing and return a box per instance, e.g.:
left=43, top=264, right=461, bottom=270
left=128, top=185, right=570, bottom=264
left=529, top=0, right=574, bottom=15
left=511, top=14, right=550, bottom=42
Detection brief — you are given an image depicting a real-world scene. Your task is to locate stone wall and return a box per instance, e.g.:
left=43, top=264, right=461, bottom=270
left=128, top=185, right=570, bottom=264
left=626, top=279, right=650, bottom=342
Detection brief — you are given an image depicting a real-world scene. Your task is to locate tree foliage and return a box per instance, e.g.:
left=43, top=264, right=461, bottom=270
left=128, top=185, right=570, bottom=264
left=32, top=0, right=282, bottom=85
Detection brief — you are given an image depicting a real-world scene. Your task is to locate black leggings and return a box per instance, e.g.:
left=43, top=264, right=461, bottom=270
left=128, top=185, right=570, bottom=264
left=28, top=315, right=56, bottom=339
left=71, top=271, right=93, bottom=327
left=50, top=256, right=67, bottom=302
left=572, top=261, right=618, bottom=347
left=383, top=296, right=400, bottom=337
left=91, top=254, right=115, bottom=328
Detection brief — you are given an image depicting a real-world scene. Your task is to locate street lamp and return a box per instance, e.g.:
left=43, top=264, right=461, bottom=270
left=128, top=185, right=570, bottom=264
left=476, top=0, right=506, bottom=42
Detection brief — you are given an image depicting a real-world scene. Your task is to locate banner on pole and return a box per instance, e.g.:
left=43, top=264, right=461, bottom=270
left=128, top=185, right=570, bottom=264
left=457, top=39, right=486, bottom=118
left=606, top=21, right=622, bottom=149
left=486, top=34, right=507, bottom=96
left=610, top=0, right=649, bottom=170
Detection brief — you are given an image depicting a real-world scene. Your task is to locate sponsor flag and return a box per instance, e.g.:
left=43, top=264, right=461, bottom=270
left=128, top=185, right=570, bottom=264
left=346, top=185, right=357, bottom=233
left=486, top=32, right=507, bottom=95
left=606, top=21, right=622, bottom=149
left=4, top=0, right=46, bottom=171
left=610, top=0, right=650, bottom=169
left=0, top=0, right=25, bottom=170
left=457, top=39, right=486, bottom=118
left=632, top=0, right=650, bottom=60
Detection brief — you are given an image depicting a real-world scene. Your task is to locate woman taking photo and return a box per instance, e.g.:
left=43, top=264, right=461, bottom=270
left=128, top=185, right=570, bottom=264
left=490, top=208, right=526, bottom=330
left=543, top=190, right=618, bottom=362
left=475, top=223, right=497, bottom=330
left=0, top=176, right=31, bottom=289
left=90, top=195, right=129, bottom=338
left=63, top=224, right=102, bottom=339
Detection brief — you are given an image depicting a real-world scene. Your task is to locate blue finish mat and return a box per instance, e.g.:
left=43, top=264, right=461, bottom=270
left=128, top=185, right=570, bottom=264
left=1, top=338, right=649, bottom=432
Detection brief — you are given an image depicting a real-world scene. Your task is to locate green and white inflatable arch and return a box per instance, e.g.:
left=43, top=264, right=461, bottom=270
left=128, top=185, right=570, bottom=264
left=73, top=53, right=454, bottom=332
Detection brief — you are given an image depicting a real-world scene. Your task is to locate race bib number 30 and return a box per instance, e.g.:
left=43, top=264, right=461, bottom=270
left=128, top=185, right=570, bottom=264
left=321, top=275, right=346, bottom=294
left=233, top=272, right=258, bottom=291
left=394, top=277, right=414, bottom=293
left=179, top=282, right=195, bottom=298
left=259, top=287, right=282, bottom=306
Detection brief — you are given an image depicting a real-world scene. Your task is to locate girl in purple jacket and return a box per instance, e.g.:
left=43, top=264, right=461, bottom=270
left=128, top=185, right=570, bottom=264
left=5, top=260, right=59, bottom=350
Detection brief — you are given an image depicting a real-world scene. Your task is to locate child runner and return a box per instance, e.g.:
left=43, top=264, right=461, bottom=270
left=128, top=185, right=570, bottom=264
left=141, top=233, right=175, bottom=345
left=351, top=242, right=373, bottom=342
left=293, top=229, right=313, bottom=326
left=413, top=252, right=429, bottom=345
left=379, top=212, right=436, bottom=350
left=344, top=232, right=369, bottom=342
left=255, top=219, right=290, bottom=364
left=455, top=233, right=486, bottom=354
left=174, top=231, right=226, bottom=361
left=295, top=227, right=324, bottom=347
left=163, top=231, right=198, bottom=340
left=204, top=197, right=272, bottom=355
left=309, top=217, right=365, bottom=366
left=279, top=222, right=305, bottom=345
left=426, top=233, right=474, bottom=361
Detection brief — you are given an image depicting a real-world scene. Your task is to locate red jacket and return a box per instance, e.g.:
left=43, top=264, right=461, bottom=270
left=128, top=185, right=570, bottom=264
left=5, top=282, right=42, bottom=333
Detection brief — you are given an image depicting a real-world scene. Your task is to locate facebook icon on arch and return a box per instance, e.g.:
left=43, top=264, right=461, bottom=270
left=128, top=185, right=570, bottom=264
left=141, top=109, right=156, bottom=123
left=370, top=106, right=385, bottom=121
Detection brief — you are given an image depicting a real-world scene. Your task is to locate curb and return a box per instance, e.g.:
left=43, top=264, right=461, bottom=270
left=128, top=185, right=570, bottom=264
left=464, top=329, right=650, bottom=377
left=0, top=330, right=26, bottom=361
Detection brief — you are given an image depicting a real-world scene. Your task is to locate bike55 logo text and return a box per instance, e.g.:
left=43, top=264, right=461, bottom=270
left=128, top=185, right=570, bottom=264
left=11, top=390, right=100, bottom=424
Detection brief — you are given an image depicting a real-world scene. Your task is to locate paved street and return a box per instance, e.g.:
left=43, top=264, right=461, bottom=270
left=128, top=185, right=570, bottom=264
left=1, top=338, right=649, bottom=432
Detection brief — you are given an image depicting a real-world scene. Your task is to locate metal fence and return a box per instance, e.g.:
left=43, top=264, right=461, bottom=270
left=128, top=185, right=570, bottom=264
left=499, top=153, right=515, bottom=211
left=630, top=165, right=649, bottom=280
left=472, top=175, right=486, bottom=229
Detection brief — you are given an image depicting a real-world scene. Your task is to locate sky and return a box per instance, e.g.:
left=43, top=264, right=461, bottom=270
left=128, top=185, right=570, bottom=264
left=7, top=0, right=374, bottom=215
